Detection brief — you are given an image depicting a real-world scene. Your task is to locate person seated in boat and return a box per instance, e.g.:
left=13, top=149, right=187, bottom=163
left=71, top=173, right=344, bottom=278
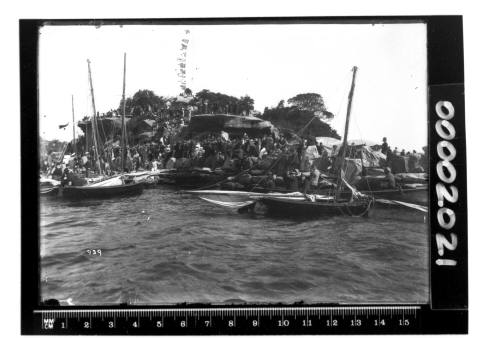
left=317, top=142, right=324, bottom=156
left=264, top=172, right=276, bottom=189
left=247, top=139, right=259, bottom=157
left=302, top=170, right=311, bottom=194
left=61, top=168, right=86, bottom=187
left=60, top=168, right=70, bottom=187
left=408, top=150, right=418, bottom=171
left=264, top=135, right=275, bottom=153
left=151, top=159, right=159, bottom=172
left=310, top=164, right=321, bottom=194
left=278, top=135, right=287, bottom=149
left=259, top=146, right=268, bottom=159
left=104, top=161, right=111, bottom=176
left=317, top=149, right=331, bottom=171
left=285, top=169, right=300, bottom=191
left=384, top=167, right=396, bottom=189
left=214, top=151, right=225, bottom=168
left=286, top=147, right=300, bottom=171
left=349, top=142, right=357, bottom=158
left=51, top=163, right=63, bottom=179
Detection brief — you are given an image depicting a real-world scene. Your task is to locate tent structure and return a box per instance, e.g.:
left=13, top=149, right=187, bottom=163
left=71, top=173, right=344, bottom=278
left=316, top=137, right=387, bottom=167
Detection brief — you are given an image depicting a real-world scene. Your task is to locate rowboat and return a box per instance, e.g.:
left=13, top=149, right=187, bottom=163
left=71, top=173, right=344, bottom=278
left=184, top=189, right=306, bottom=209
left=363, top=185, right=428, bottom=207
left=123, top=170, right=158, bottom=187
left=259, top=195, right=373, bottom=217
left=58, top=177, right=144, bottom=199
left=40, top=186, right=60, bottom=197
left=40, top=176, right=60, bottom=196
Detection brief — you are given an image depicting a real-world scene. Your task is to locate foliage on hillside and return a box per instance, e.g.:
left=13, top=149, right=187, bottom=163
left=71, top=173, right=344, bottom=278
left=262, top=93, right=340, bottom=139
left=115, top=88, right=255, bottom=117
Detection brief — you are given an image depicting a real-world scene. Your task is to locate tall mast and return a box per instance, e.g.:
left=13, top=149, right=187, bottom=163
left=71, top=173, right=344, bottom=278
left=71, top=95, right=76, bottom=154
left=85, top=123, right=89, bottom=153
left=336, top=66, right=358, bottom=199
left=87, top=59, right=102, bottom=175
left=121, top=53, right=127, bottom=172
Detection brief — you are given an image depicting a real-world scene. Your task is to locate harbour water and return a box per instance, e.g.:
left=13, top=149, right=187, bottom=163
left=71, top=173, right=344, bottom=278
left=40, top=186, right=429, bottom=305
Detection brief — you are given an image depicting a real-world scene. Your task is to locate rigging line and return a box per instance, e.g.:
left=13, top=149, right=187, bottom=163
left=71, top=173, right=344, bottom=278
left=326, top=68, right=351, bottom=117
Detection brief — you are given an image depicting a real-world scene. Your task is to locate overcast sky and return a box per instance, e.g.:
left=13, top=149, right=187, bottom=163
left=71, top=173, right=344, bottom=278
left=39, top=23, right=427, bottom=150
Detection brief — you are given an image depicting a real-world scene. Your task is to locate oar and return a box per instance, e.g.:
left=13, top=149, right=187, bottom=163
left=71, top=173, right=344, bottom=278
left=375, top=198, right=427, bottom=212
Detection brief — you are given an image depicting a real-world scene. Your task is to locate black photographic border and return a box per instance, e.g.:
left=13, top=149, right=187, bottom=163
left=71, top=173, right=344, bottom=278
left=20, top=16, right=467, bottom=334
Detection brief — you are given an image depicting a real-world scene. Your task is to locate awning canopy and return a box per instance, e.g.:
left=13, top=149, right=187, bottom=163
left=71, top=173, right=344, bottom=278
left=185, top=114, right=275, bottom=137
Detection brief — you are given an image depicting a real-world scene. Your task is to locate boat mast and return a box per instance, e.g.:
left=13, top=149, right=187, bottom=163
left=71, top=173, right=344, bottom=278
left=71, top=95, right=76, bottom=154
left=87, top=59, right=102, bottom=175
left=335, top=66, right=358, bottom=199
left=121, top=53, right=127, bottom=172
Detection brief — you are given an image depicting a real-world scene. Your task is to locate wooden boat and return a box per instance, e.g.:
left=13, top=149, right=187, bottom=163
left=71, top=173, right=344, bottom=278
left=187, top=188, right=373, bottom=216
left=58, top=178, right=144, bottom=200
left=40, top=176, right=60, bottom=196
left=185, top=189, right=306, bottom=209
left=40, top=186, right=60, bottom=197
left=259, top=195, right=373, bottom=217
left=123, top=170, right=158, bottom=187
left=364, top=185, right=428, bottom=207
left=53, top=56, right=146, bottom=201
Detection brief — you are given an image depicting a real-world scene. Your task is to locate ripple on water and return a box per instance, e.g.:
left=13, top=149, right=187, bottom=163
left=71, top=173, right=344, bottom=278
left=40, top=187, right=429, bottom=305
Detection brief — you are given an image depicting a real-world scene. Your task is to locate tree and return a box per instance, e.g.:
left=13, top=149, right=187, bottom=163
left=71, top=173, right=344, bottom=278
left=194, top=89, right=255, bottom=116
left=119, top=89, right=166, bottom=117
left=239, top=95, right=255, bottom=115
left=287, top=93, right=326, bottom=111
left=262, top=93, right=340, bottom=139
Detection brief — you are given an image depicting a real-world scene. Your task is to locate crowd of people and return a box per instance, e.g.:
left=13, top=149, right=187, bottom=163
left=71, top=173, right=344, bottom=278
left=378, top=136, right=428, bottom=173
left=41, top=131, right=427, bottom=193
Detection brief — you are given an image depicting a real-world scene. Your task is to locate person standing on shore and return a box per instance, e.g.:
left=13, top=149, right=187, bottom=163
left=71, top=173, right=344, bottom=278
left=381, top=137, right=389, bottom=155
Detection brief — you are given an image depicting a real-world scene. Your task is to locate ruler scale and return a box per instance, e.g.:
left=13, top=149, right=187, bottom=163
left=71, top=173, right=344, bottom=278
left=35, top=305, right=422, bottom=334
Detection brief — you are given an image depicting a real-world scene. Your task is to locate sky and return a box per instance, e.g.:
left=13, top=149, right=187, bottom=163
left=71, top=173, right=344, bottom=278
left=39, top=23, right=427, bottom=151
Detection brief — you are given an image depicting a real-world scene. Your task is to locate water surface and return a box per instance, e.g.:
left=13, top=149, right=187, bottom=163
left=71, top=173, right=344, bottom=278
left=40, top=186, right=429, bottom=305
